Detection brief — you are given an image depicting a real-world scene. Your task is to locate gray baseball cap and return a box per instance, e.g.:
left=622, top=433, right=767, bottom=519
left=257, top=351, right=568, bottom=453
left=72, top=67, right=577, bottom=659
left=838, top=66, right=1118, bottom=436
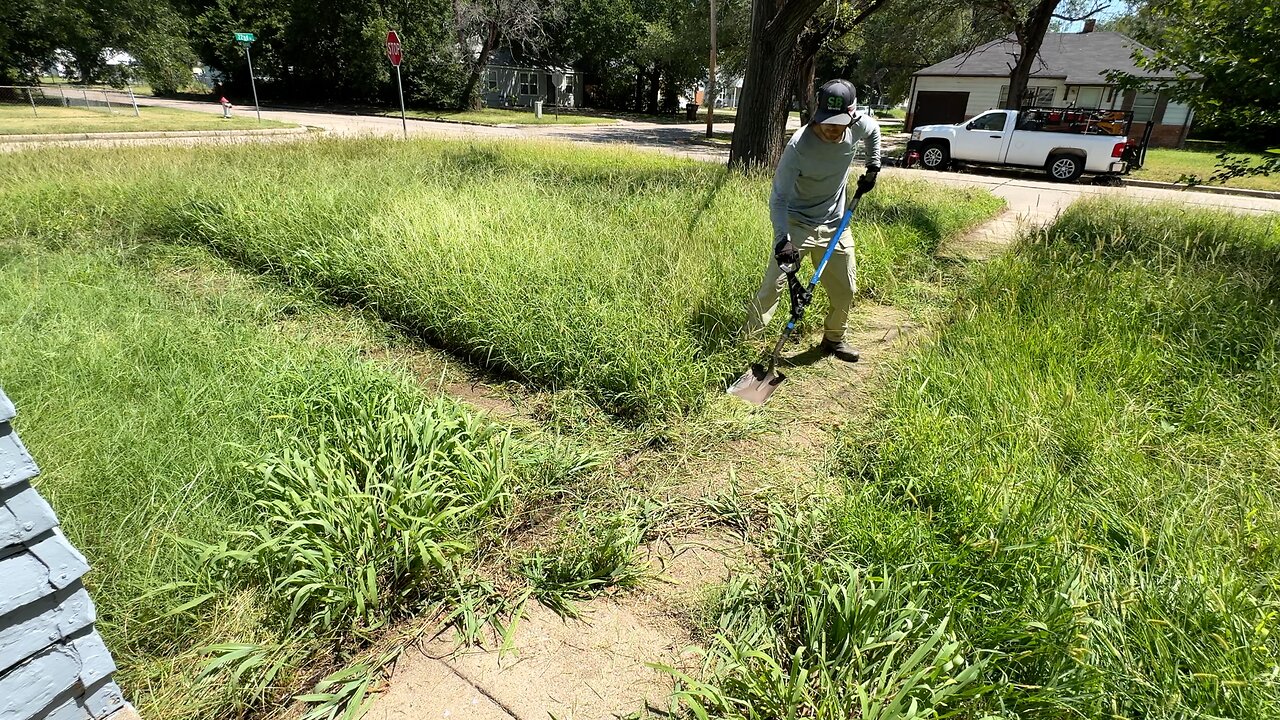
left=813, top=79, right=857, bottom=125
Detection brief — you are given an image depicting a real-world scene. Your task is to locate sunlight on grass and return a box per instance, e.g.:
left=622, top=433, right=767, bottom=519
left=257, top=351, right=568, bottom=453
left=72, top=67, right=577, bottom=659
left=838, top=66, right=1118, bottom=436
left=399, top=107, right=616, bottom=125
left=0, top=105, right=292, bottom=134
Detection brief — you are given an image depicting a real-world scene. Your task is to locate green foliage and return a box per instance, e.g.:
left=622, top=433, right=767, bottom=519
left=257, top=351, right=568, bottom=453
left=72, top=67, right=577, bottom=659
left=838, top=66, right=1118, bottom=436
left=671, top=509, right=986, bottom=718
left=825, top=200, right=1280, bottom=718
left=520, top=508, right=653, bottom=616
left=187, top=392, right=513, bottom=636
left=0, top=140, right=1002, bottom=425
left=1113, top=0, right=1280, bottom=150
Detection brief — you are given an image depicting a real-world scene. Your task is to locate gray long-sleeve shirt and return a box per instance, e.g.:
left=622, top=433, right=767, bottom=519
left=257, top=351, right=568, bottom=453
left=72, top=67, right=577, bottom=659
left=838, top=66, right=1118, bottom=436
left=769, top=115, right=881, bottom=239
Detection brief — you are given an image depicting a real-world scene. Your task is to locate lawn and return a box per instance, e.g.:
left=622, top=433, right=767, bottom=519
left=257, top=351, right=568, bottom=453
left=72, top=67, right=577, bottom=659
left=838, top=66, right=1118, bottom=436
left=0, top=104, right=291, bottom=134
left=1132, top=142, right=1280, bottom=191
left=0, top=139, right=1003, bottom=424
left=400, top=107, right=617, bottom=125
left=682, top=200, right=1280, bottom=718
left=0, top=240, right=585, bottom=719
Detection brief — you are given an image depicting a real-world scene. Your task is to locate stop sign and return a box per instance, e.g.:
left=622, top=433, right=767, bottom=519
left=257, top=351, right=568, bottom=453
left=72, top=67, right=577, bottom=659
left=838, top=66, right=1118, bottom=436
left=386, top=31, right=402, bottom=67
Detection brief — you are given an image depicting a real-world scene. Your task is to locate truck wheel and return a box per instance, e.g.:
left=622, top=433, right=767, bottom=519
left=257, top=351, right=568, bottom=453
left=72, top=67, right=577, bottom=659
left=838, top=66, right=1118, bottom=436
left=920, top=142, right=950, bottom=171
left=1047, top=154, right=1084, bottom=182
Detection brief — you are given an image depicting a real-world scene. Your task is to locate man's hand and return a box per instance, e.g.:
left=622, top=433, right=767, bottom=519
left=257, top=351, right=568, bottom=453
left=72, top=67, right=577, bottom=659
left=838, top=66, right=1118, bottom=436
left=856, top=165, right=880, bottom=196
left=774, top=234, right=800, bottom=272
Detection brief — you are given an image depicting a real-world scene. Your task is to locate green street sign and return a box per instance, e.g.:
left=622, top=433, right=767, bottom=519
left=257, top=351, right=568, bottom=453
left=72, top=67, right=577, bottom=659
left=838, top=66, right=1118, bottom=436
left=234, top=32, right=255, bottom=43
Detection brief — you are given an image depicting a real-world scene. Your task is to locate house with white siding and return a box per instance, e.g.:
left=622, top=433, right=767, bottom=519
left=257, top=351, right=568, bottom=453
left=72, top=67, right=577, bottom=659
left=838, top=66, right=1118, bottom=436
left=482, top=47, right=582, bottom=109
left=906, top=24, right=1197, bottom=148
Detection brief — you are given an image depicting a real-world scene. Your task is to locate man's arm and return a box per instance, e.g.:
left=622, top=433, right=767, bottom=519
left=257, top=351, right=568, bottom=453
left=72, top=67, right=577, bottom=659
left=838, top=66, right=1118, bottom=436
left=769, top=142, right=802, bottom=240
left=859, top=115, right=882, bottom=170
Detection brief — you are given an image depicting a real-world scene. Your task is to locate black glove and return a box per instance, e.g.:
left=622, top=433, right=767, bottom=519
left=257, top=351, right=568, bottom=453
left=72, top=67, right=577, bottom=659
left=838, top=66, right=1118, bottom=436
left=856, top=165, right=880, bottom=196
left=773, top=234, right=800, bottom=272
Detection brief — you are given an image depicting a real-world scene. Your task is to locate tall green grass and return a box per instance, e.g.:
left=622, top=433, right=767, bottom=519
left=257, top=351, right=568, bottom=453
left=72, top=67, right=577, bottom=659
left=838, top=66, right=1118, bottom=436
left=683, top=200, right=1280, bottom=718
left=0, top=139, right=1002, bottom=423
left=0, top=244, right=586, bottom=719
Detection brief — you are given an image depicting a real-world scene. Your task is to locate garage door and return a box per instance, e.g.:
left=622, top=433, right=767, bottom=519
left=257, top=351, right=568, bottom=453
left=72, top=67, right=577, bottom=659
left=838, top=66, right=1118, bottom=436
left=911, top=91, right=969, bottom=129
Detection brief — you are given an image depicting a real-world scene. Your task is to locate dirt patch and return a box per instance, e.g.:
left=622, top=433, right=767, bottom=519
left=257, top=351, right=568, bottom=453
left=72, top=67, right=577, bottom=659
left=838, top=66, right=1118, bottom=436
left=371, top=598, right=691, bottom=720
left=642, top=530, right=750, bottom=615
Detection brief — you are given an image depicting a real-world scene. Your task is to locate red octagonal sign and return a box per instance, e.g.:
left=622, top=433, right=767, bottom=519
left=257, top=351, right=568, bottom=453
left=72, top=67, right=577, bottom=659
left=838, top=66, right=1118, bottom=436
left=386, top=30, right=402, bottom=67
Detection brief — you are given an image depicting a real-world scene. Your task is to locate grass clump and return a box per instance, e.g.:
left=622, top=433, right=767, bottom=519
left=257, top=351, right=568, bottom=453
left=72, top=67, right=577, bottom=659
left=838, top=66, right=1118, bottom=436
left=519, top=508, right=654, bottom=617
left=0, top=242, right=587, bottom=719
left=0, top=139, right=1003, bottom=424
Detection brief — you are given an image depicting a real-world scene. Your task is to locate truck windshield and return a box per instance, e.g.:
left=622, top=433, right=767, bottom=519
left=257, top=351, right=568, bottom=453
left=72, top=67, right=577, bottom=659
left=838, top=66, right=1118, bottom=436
left=968, top=113, right=1008, bottom=132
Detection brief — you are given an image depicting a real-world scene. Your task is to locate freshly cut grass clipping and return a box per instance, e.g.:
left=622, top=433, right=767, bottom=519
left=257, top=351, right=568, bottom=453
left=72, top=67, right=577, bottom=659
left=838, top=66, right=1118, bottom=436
left=0, top=138, right=1003, bottom=422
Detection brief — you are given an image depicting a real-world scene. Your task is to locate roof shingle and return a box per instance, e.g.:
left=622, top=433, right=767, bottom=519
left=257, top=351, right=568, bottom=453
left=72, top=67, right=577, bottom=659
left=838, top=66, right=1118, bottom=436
left=913, top=32, right=1188, bottom=84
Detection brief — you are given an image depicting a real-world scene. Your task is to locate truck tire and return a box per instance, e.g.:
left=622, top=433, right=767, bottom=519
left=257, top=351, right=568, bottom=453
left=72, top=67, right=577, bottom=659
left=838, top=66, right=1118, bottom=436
left=919, top=142, right=950, bottom=171
left=1046, top=154, right=1084, bottom=183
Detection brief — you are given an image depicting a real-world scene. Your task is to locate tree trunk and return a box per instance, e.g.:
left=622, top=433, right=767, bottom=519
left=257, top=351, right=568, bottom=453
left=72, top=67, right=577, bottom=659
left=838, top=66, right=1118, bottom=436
left=1002, top=0, right=1060, bottom=110
left=792, top=44, right=817, bottom=125
left=729, top=0, right=826, bottom=170
left=634, top=70, right=645, bottom=112
left=458, top=20, right=498, bottom=110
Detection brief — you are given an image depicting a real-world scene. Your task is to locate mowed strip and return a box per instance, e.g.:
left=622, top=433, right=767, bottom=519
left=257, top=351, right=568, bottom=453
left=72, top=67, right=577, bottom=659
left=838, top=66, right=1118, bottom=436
left=0, top=104, right=293, bottom=134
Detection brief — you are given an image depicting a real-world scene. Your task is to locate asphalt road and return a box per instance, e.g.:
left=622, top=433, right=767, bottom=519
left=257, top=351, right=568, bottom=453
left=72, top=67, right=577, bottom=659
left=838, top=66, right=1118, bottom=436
left=23, top=94, right=1280, bottom=217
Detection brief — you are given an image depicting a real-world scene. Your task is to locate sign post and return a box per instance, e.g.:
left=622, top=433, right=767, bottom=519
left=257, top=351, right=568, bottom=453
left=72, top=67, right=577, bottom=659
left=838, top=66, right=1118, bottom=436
left=386, top=30, right=406, bottom=139
left=706, top=0, right=717, bottom=139
left=235, top=32, right=261, bottom=124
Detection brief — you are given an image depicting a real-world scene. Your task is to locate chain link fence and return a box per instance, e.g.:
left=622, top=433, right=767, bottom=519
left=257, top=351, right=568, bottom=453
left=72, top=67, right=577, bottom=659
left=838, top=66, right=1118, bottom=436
left=0, top=85, right=140, bottom=118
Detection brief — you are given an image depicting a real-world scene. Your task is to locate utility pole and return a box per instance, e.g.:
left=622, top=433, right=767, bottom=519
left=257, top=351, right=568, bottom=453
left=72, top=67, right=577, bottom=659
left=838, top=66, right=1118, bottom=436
left=705, top=0, right=717, bottom=139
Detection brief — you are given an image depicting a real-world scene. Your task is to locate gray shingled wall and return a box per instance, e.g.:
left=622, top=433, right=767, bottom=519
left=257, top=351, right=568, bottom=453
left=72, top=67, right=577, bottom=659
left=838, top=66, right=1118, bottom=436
left=0, top=387, right=136, bottom=720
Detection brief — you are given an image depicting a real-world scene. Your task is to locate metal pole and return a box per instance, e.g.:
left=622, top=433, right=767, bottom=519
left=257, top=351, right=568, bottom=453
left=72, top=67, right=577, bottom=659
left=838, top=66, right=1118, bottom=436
left=26, top=87, right=37, bottom=117
left=396, top=64, right=407, bottom=139
left=58, top=85, right=66, bottom=107
left=103, top=89, right=113, bottom=114
left=81, top=87, right=90, bottom=110
left=705, top=0, right=717, bottom=139
left=128, top=85, right=140, bottom=116
left=244, top=45, right=262, bottom=123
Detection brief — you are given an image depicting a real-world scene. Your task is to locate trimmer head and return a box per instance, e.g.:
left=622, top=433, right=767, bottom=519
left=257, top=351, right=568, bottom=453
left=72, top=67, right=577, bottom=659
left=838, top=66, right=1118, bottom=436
left=726, top=363, right=787, bottom=405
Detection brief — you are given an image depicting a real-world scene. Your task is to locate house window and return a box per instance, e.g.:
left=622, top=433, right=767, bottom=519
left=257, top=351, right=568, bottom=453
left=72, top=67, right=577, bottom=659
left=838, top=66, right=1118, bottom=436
left=519, top=72, right=538, bottom=96
left=1131, top=90, right=1160, bottom=123
left=486, top=70, right=499, bottom=93
left=998, top=85, right=1058, bottom=108
left=1075, top=87, right=1103, bottom=108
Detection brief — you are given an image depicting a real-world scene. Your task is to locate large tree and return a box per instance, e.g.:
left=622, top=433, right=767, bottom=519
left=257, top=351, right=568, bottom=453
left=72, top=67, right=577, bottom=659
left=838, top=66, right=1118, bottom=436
left=452, top=0, right=557, bottom=110
left=973, top=0, right=1105, bottom=112
left=729, top=0, right=890, bottom=171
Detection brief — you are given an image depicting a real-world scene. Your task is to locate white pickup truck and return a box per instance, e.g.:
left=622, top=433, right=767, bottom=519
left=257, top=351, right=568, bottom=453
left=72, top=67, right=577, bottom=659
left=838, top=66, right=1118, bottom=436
left=906, top=108, right=1136, bottom=182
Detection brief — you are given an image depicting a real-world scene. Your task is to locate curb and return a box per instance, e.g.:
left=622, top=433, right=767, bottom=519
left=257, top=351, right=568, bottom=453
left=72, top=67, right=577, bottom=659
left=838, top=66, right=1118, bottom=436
left=0, top=126, right=313, bottom=143
left=1123, top=178, right=1280, bottom=201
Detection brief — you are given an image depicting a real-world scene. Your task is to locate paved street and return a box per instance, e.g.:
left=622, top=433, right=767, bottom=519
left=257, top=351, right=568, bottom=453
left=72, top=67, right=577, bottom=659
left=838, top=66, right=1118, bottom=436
left=19, top=94, right=1280, bottom=217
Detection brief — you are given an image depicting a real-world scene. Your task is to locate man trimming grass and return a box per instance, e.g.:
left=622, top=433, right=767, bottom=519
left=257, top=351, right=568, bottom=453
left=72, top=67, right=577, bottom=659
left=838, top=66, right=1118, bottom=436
left=745, top=79, right=881, bottom=362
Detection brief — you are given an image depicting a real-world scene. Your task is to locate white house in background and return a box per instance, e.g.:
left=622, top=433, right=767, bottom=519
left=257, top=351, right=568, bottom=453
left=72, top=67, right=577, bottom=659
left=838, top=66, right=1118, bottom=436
left=906, top=23, right=1197, bottom=147
left=482, top=47, right=581, bottom=109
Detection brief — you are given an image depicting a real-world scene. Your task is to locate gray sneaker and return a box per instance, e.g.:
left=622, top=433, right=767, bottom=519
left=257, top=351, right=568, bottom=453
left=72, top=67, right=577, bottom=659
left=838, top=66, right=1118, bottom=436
left=820, top=338, right=861, bottom=363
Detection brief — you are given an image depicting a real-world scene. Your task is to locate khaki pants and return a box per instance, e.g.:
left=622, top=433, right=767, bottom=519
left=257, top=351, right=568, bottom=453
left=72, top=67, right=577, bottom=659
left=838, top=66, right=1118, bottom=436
left=745, top=218, right=857, bottom=342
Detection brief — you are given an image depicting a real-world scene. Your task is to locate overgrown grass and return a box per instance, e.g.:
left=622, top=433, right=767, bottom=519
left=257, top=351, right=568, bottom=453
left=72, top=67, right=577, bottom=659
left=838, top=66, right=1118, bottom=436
left=0, top=104, right=291, bottom=134
left=683, top=200, right=1280, bottom=717
left=0, top=139, right=1002, bottom=424
left=0, top=242, right=587, bottom=719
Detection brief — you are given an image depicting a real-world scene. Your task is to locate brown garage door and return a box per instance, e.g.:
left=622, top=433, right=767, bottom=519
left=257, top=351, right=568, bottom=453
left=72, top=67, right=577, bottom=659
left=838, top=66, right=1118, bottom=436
left=911, top=91, right=969, bottom=129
